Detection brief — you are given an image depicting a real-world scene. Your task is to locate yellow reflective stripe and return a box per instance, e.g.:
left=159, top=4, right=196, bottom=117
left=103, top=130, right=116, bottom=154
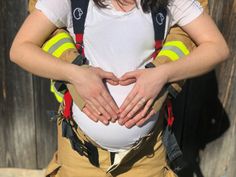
left=164, top=41, right=189, bottom=55
left=50, top=82, right=63, bottom=103
left=52, top=43, right=75, bottom=58
left=43, top=32, right=73, bottom=52
left=158, top=50, right=180, bottom=61
left=48, top=38, right=75, bottom=54
left=162, top=46, right=185, bottom=58
left=157, top=41, right=190, bottom=61
left=42, top=32, right=76, bottom=103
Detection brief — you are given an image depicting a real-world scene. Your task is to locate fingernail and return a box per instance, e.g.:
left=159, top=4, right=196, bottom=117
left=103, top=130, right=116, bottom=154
left=111, top=118, right=117, bottom=123
left=103, top=120, right=109, bottom=125
left=125, top=123, right=132, bottom=129
left=137, top=123, right=143, bottom=127
left=118, top=119, right=124, bottom=125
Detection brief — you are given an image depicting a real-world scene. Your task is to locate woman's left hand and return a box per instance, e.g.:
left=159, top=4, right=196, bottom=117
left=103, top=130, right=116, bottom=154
left=118, top=67, right=168, bottom=128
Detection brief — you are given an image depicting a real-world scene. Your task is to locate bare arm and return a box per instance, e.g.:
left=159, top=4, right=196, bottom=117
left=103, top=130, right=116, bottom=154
left=163, top=12, right=229, bottom=82
left=119, top=12, right=229, bottom=128
left=10, top=10, right=120, bottom=123
left=10, top=10, right=74, bottom=81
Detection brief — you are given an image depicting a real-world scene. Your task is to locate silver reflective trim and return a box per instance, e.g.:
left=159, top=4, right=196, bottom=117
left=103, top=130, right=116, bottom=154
left=48, top=38, right=74, bottom=54
left=161, top=46, right=185, bottom=58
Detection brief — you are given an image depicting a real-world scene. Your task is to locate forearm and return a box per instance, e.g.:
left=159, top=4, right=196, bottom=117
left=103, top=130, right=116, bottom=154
left=161, top=41, right=229, bottom=83
left=10, top=41, right=76, bottom=82
left=159, top=11, right=229, bottom=83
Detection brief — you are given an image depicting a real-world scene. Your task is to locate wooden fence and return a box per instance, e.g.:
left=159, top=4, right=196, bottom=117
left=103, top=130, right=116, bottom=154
left=0, top=0, right=235, bottom=176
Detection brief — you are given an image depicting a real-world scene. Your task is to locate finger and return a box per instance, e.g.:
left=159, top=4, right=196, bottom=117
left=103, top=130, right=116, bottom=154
left=125, top=105, right=155, bottom=128
left=100, top=70, right=119, bottom=82
left=82, top=107, right=98, bottom=122
left=125, top=97, right=147, bottom=119
left=118, top=108, right=141, bottom=126
left=122, top=101, right=149, bottom=128
left=85, top=103, right=110, bottom=124
left=101, top=91, right=119, bottom=114
left=119, top=78, right=136, bottom=86
left=97, top=93, right=118, bottom=120
left=106, top=79, right=119, bottom=85
left=86, top=100, right=102, bottom=116
left=120, top=70, right=139, bottom=81
left=140, top=99, right=154, bottom=117
left=85, top=102, right=110, bottom=123
left=84, top=103, right=101, bottom=117
left=90, top=97, right=111, bottom=124
left=119, top=85, right=138, bottom=113
left=119, top=91, right=142, bottom=119
left=136, top=109, right=156, bottom=127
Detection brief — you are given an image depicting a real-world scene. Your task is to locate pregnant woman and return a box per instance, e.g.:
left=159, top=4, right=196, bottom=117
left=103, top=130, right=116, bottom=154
left=10, top=0, right=229, bottom=176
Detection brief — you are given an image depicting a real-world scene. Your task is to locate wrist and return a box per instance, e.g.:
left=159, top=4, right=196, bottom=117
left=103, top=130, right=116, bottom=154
left=63, top=63, right=82, bottom=84
left=154, top=64, right=171, bottom=84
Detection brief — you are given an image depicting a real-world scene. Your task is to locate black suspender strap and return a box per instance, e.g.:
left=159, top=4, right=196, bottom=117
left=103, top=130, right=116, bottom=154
left=151, top=7, right=167, bottom=53
left=145, top=8, right=167, bottom=67
left=71, top=0, right=90, bottom=55
left=71, top=0, right=89, bottom=34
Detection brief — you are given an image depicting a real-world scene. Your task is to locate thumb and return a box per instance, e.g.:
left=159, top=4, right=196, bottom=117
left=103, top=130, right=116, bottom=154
left=99, top=69, right=119, bottom=82
left=120, top=70, right=140, bottom=81
left=119, top=78, right=136, bottom=86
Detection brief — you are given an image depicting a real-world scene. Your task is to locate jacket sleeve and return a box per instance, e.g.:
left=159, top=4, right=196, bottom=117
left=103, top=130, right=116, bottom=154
left=42, top=29, right=87, bottom=110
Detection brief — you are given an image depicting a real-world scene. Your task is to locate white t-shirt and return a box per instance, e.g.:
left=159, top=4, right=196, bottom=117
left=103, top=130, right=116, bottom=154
left=36, top=0, right=203, bottom=152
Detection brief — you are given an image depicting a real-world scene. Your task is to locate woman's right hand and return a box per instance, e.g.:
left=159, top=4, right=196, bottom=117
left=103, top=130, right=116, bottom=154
left=68, top=65, right=120, bottom=125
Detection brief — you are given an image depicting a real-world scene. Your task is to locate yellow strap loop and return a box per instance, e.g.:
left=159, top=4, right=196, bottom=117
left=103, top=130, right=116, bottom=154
left=50, top=81, right=64, bottom=103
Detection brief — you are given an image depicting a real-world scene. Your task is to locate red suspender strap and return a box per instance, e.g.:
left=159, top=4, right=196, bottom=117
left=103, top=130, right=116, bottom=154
left=152, top=40, right=163, bottom=58
left=63, top=91, right=73, bottom=120
left=167, top=99, right=175, bottom=127
left=75, top=33, right=85, bottom=56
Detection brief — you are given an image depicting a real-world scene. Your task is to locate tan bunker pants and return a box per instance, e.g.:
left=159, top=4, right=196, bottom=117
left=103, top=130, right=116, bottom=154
left=45, top=113, right=177, bottom=177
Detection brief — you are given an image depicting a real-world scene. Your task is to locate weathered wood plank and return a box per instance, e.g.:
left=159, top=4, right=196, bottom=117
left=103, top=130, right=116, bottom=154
left=0, top=0, right=37, bottom=168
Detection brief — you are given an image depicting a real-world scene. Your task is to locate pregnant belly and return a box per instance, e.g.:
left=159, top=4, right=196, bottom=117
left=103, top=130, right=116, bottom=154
left=72, top=83, right=159, bottom=152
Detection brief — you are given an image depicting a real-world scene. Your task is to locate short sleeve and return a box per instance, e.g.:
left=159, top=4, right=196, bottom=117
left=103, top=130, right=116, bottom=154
left=35, top=0, right=71, bottom=28
left=168, top=0, right=203, bottom=27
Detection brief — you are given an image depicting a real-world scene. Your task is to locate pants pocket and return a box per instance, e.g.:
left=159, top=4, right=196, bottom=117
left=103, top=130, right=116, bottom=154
left=45, top=152, right=61, bottom=177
